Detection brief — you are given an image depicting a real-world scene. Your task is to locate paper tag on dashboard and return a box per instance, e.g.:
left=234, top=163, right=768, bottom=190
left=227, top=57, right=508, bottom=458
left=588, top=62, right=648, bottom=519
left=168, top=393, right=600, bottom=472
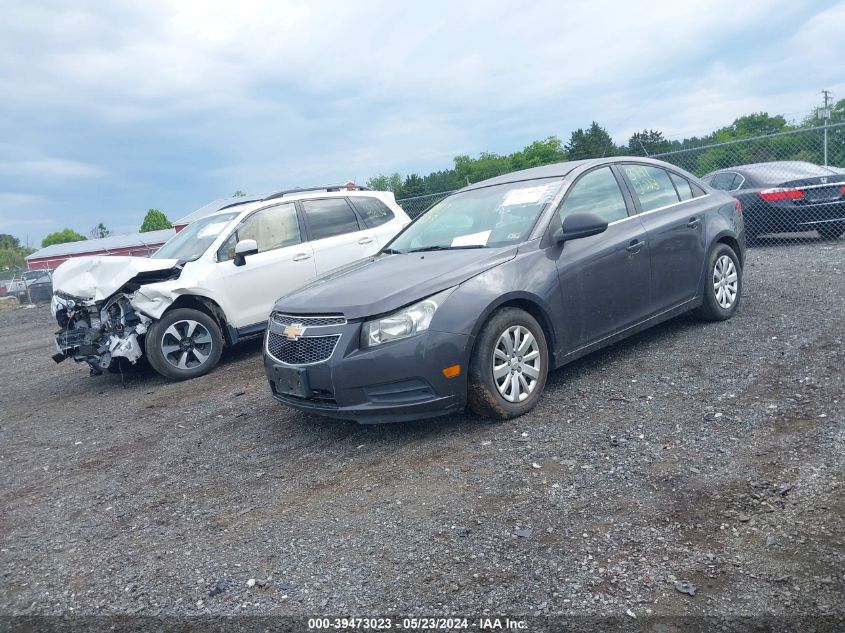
left=501, top=186, right=548, bottom=206
left=451, top=230, right=491, bottom=247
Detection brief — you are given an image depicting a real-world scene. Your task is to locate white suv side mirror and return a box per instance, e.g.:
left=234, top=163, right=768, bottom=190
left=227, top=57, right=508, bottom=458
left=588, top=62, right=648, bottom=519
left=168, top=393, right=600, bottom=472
left=234, top=239, right=258, bottom=267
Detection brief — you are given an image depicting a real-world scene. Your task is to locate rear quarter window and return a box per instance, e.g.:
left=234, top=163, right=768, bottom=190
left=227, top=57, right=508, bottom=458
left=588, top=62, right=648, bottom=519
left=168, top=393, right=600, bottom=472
left=668, top=172, right=693, bottom=201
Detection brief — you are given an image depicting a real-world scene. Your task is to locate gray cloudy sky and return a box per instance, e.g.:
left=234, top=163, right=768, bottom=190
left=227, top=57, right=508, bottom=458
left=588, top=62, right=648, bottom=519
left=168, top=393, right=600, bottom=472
left=2, top=0, right=843, bottom=247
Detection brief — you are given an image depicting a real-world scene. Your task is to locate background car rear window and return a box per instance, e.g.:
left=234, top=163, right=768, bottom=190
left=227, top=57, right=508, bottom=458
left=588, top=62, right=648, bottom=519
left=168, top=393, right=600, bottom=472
left=668, top=172, right=693, bottom=201
left=710, top=172, right=739, bottom=191
left=558, top=167, right=628, bottom=223
left=623, top=165, right=681, bottom=212
left=349, top=196, right=395, bottom=228
left=301, top=199, right=361, bottom=240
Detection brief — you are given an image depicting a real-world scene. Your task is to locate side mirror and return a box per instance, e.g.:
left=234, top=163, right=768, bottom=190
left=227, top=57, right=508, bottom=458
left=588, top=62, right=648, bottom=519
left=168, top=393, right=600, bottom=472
left=233, top=239, right=258, bottom=267
left=555, top=213, right=609, bottom=244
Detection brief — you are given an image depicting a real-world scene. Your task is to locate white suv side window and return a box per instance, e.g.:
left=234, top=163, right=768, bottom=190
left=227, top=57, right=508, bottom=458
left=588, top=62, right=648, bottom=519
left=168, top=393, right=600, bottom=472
left=218, top=203, right=301, bottom=261
left=300, top=198, right=362, bottom=240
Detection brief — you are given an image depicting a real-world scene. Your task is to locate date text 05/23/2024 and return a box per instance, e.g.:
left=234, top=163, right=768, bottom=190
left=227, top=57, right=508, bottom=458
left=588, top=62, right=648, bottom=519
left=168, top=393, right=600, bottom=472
left=307, top=617, right=528, bottom=630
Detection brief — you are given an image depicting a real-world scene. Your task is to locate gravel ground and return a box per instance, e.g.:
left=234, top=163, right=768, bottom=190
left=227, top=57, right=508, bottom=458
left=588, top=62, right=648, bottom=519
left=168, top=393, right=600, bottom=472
left=0, top=242, right=843, bottom=630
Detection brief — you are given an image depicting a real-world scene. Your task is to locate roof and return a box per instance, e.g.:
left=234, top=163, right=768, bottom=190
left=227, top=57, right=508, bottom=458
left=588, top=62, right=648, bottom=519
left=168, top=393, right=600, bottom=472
left=460, top=157, right=678, bottom=192
left=26, top=228, right=176, bottom=260
left=174, top=184, right=371, bottom=225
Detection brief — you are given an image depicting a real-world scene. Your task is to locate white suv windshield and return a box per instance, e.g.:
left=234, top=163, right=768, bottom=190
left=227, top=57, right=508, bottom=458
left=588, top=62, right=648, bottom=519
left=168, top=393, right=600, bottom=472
left=388, top=178, right=563, bottom=253
left=152, top=212, right=239, bottom=261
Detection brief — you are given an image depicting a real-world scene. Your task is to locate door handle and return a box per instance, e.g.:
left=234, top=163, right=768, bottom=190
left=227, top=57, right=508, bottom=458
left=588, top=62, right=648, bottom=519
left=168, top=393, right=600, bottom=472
left=687, top=217, right=701, bottom=228
left=292, top=253, right=312, bottom=262
left=626, top=240, right=645, bottom=254
left=358, top=236, right=374, bottom=245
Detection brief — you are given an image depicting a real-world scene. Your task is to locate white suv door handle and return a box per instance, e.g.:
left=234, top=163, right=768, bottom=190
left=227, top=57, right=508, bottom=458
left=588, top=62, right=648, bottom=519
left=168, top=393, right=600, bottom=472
left=293, top=253, right=312, bottom=262
left=358, top=236, right=374, bottom=245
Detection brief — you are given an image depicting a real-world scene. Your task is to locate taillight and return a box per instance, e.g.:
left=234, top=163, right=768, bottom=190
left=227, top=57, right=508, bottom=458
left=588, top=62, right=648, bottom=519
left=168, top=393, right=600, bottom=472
left=759, top=188, right=804, bottom=202
left=734, top=198, right=742, bottom=214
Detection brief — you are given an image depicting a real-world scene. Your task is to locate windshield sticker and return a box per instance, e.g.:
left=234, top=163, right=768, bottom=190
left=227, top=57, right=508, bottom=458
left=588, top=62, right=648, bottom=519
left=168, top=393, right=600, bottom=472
left=501, top=186, right=549, bottom=207
left=197, top=222, right=230, bottom=239
left=451, top=230, right=491, bottom=247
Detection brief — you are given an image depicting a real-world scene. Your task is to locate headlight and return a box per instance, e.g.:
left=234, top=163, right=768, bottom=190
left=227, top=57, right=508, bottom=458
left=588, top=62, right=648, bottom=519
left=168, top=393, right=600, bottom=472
left=50, top=293, right=74, bottom=317
left=362, top=287, right=455, bottom=348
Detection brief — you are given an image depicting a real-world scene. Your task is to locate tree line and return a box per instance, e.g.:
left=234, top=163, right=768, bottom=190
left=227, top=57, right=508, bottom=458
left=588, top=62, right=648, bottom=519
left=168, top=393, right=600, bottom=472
left=7, top=98, right=843, bottom=262
left=367, top=98, right=845, bottom=199
left=36, top=209, right=175, bottom=250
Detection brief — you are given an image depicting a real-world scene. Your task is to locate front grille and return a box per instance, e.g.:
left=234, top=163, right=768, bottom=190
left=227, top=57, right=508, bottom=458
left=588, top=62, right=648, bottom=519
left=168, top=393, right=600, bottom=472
left=267, top=331, right=340, bottom=365
left=271, top=313, right=346, bottom=328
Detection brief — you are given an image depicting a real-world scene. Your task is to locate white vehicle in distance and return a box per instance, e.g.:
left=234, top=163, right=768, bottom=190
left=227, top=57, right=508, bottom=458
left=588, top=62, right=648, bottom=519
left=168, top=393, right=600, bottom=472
left=51, top=185, right=411, bottom=380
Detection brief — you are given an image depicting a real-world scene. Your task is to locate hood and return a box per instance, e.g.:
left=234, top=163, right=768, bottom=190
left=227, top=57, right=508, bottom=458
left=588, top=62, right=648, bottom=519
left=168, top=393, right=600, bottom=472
left=276, top=247, right=517, bottom=319
left=52, top=256, right=181, bottom=302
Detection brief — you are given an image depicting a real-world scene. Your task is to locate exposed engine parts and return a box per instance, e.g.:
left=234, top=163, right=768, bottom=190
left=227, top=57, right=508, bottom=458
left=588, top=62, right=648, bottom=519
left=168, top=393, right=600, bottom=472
left=53, top=292, right=151, bottom=374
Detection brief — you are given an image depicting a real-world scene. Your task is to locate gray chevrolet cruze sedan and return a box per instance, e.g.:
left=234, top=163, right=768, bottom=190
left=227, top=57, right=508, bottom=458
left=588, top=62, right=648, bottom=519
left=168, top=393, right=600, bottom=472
left=263, top=157, right=745, bottom=423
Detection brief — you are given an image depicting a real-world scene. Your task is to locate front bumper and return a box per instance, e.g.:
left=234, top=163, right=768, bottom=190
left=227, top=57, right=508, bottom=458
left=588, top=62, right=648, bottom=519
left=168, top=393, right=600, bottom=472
left=263, top=319, right=472, bottom=424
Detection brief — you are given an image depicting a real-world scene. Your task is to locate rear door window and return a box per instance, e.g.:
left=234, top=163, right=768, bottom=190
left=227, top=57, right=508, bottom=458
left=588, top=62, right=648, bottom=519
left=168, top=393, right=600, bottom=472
left=301, top=198, right=362, bottom=240
left=558, top=167, right=629, bottom=223
left=622, top=165, right=681, bottom=212
left=349, top=196, right=395, bottom=228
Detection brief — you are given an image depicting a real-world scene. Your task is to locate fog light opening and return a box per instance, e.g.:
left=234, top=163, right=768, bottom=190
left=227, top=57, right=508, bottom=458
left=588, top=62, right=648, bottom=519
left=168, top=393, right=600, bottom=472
left=442, top=364, right=461, bottom=378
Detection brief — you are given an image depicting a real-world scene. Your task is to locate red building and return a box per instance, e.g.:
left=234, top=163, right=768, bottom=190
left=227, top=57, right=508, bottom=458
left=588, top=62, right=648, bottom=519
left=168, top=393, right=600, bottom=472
left=25, top=229, right=175, bottom=271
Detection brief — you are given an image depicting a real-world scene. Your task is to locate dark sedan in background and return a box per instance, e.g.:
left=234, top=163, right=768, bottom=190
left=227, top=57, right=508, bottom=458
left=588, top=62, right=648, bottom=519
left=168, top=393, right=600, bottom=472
left=27, top=270, right=53, bottom=304
left=703, top=161, right=845, bottom=241
left=264, top=157, right=745, bottom=423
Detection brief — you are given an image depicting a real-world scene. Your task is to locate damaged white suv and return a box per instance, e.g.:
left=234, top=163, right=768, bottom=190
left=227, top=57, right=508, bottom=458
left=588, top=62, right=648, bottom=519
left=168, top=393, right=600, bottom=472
left=51, top=187, right=410, bottom=380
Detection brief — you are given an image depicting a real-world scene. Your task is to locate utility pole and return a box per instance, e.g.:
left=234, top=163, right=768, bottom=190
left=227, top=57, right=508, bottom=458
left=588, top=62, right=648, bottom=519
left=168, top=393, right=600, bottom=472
left=819, top=89, right=832, bottom=166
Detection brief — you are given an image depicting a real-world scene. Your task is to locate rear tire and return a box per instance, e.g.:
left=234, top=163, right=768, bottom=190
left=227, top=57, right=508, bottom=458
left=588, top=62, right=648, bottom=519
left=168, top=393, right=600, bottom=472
left=467, top=308, right=549, bottom=420
left=694, top=243, right=742, bottom=321
left=818, top=222, right=845, bottom=241
left=145, top=308, right=223, bottom=380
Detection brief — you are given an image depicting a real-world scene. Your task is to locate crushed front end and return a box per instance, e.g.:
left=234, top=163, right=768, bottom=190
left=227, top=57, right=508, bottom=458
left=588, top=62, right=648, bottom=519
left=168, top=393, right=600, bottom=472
left=52, top=292, right=152, bottom=374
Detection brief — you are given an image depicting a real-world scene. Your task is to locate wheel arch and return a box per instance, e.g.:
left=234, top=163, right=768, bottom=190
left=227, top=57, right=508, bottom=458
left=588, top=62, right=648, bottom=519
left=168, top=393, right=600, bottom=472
left=713, top=232, right=744, bottom=268
left=470, top=293, right=558, bottom=368
left=164, top=295, right=233, bottom=345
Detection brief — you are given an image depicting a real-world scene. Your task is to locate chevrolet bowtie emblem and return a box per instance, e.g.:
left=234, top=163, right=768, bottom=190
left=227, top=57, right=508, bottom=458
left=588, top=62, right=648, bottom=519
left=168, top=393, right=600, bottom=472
left=283, top=324, right=306, bottom=340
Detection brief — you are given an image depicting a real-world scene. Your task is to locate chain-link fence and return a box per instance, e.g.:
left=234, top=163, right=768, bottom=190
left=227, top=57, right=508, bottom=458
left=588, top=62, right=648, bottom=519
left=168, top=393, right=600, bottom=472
left=396, top=123, right=845, bottom=244
left=396, top=190, right=456, bottom=219
left=652, top=122, right=845, bottom=244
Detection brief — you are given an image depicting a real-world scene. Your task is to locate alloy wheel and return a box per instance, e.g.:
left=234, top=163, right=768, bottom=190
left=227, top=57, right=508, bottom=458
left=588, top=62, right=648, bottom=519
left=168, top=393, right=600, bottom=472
left=713, top=254, right=738, bottom=309
left=492, top=325, right=542, bottom=403
left=161, top=319, right=214, bottom=370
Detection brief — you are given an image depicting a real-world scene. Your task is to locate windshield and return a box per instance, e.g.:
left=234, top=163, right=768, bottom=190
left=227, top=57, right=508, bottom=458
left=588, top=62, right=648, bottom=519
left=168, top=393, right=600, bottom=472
left=152, top=212, right=240, bottom=261
left=388, top=178, right=563, bottom=253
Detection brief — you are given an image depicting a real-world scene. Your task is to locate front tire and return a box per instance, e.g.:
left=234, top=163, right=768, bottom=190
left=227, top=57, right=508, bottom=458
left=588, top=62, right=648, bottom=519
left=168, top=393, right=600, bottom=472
left=467, top=308, right=549, bottom=420
left=145, top=308, right=223, bottom=380
left=694, top=243, right=742, bottom=321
